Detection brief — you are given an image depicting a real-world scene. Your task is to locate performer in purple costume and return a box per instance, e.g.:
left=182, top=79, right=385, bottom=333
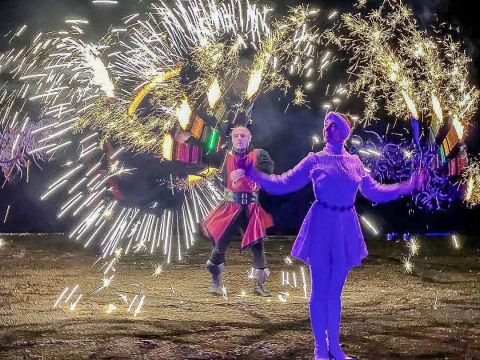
left=244, top=112, right=427, bottom=360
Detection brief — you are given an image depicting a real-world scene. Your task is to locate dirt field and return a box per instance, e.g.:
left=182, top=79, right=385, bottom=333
left=0, top=234, right=479, bottom=359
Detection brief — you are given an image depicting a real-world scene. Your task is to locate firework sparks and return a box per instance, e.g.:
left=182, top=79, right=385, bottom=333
left=106, top=303, right=117, bottom=314
left=451, top=235, right=461, bottom=250
left=337, top=1, right=479, bottom=134
left=360, top=215, right=379, bottom=235
left=402, top=257, right=414, bottom=274
left=152, top=263, right=163, bottom=277
left=407, top=237, right=420, bottom=256
left=462, top=158, right=480, bottom=207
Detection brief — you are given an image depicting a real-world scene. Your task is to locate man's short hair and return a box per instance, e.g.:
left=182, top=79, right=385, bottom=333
left=231, top=126, right=251, bottom=135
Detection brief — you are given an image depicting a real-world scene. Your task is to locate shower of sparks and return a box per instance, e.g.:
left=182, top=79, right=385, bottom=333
left=300, top=266, right=308, bottom=299
left=0, top=238, right=6, bottom=249
left=106, top=303, right=117, bottom=314
left=93, top=275, right=115, bottom=294
left=334, top=0, right=479, bottom=135
left=1, top=0, right=344, bottom=271
left=3, top=205, right=11, bottom=224
left=152, top=263, right=163, bottom=277
left=402, top=256, right=414, bottom=274
left=238, top=290, right=247, bottom=299
left=462, top=158, right=480, bottom=207
left=360, top=215, right=379, bottom=235
left=451, top=235, right=461, bottom=250
left=407, top=237, right=420, bottom=256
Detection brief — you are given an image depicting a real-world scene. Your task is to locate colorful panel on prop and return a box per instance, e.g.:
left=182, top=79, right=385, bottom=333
left=205, top=128, right=222, bottom=153
left=447, top=148, right=468, bottom=177
left=446, top=127, right=459, bottom=152
left=191, top=115, right=205, bottom=139
left=162, top=133, right=202, bottom=163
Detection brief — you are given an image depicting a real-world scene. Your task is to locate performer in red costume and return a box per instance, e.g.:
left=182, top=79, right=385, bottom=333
left=202, top=126, right=275, bottom=296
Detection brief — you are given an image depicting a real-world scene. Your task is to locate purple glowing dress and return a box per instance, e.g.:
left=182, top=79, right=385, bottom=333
left=249, top=148, right=414, bottom=268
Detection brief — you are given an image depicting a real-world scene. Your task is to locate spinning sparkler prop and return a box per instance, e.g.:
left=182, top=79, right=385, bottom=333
left=1, top=0, right=343, bottom=311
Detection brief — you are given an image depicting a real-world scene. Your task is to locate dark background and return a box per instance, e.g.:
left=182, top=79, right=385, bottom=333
left=1, top=0, right=479, bottom=235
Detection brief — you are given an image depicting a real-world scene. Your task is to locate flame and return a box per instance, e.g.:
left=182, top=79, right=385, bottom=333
left=175, top=99, right=192, bottom=130
left=452, top=116, right=464, bottom=140
left=246, top=64, right=264, bottom=100
left=207, top=78, right=221, bottom=109
left=431, top=93, right=443, bottom=124
left=401, top=90, right=418, bottom=119
left=162, top=134, right=174, bottom=160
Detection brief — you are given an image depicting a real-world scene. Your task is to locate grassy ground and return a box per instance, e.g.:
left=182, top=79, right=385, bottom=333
left=0, top=234, right=479, bottom=359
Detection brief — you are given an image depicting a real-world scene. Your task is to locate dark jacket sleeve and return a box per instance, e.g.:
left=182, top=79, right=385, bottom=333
left=255, top=149, right=274, bottom=175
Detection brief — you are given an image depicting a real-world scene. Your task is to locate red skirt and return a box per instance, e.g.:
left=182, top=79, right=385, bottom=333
left=202, top=203, right=273, bottom=248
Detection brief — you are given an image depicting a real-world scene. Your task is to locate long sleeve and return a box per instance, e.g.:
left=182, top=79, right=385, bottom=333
left=255, top=149, right=274, bottom=174
left=359, top=175, right=414, bottom=203
left=247, top=152, right=316, bottom=195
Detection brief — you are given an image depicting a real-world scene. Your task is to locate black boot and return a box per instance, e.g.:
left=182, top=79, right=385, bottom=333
left=252, top=268, right=272, bottom=297
left=206, top=260, right=225, bottom=296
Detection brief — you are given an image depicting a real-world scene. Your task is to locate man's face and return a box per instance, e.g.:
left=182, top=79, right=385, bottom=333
left=231, top=127, right=251, bottom=151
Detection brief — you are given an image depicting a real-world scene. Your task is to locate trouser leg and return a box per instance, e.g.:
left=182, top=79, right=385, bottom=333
left=309, top=262, right=330, bottom=358
left=326, top=266, right=350, bottom=359
left=251, top=240, right=267, bottom=269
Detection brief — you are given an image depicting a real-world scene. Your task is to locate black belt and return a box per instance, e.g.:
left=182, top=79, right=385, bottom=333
left=317, top=200, right=354, bottom=212
left=224, top=190, right=259, bottom=204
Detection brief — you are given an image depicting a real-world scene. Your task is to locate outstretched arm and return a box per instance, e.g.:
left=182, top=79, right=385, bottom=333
left=359, top=169, right=427, bottom=203
left=247, top=152, right=316, bottom=195
left=359, top=175, right=414, bottom=203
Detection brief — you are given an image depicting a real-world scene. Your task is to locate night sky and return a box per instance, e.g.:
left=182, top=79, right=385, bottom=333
left=1, top=0, right=479, bottom=235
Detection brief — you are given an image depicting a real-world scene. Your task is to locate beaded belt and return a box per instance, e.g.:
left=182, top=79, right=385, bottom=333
left=317, top=200, right=354, bottom=212
left=224, top=190, right=259, bottom=204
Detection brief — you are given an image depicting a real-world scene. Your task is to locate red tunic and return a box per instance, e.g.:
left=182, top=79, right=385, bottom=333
left=202, top=149, right=274, bottom=248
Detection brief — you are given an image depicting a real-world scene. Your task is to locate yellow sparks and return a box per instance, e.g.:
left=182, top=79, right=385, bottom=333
left=293, top=87, right=307, bottom=106
left=452, top=117, right=464, bottom=140
left=407, top=237, right=420, bottom=256
left=207, top=78, right=221, bottom=109
left=102, top=276, right=112, bottom=288
left=402, top=149, right=414, bottom=159
left=103, top=209, right=114, bottom=219
left=153, top=264, right=163, bottom=277
left=465, top=175, right=474, bottom=201
left=246, top=65, right=264, bottom=100
left=106, top=303, right=117, bottom=314
left=403, top=257, right=413, bottom=274
left=401, top=91, right=419, bottom=119
left=431, top=94, right=443, bottom=124
left=114, top=248, right=122, bottom=259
